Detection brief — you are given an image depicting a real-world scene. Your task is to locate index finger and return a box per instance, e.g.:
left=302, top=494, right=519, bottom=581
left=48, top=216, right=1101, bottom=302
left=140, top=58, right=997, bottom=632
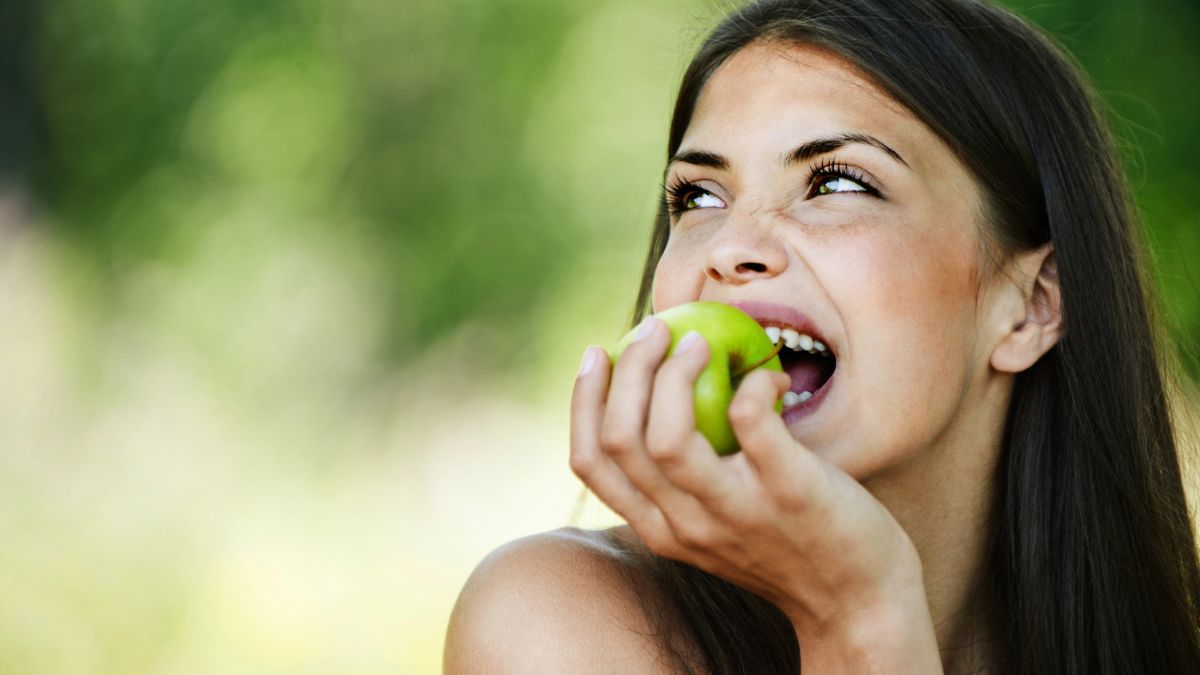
left=570, top=346, right=657, bottom=521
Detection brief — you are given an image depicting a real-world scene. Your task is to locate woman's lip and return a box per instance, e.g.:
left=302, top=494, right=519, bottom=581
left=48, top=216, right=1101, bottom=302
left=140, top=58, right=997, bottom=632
left=729, top=300, right=834, bottom=354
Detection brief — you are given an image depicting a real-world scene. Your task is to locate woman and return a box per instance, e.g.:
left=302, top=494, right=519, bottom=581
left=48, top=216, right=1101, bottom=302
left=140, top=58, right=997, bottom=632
left=445, top=0, right=1200, bottom=672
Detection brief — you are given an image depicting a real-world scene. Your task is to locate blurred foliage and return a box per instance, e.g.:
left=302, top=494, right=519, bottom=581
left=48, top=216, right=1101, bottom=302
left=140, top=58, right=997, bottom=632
left=9, top=0, right=1200, bottom=373
left=0, top=0, right=1198, bottom=673
left=19, top=0, right=657, bottom=368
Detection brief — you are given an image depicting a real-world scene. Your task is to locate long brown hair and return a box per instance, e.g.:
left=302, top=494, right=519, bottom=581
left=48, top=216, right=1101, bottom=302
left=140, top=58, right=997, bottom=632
left=623, top=0, right=1200, bottom=672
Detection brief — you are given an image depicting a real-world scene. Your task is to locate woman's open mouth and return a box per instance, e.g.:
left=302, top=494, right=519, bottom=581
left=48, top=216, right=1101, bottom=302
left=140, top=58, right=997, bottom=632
left=762, top=325, right=837, bottom=417
left=729, top=300, right=838, bottom=420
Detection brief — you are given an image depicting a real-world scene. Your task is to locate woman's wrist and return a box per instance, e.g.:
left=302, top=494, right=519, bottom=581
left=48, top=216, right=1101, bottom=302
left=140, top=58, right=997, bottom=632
left=786, top=547, right=943, bottom=674
left=793, top=597, right=942, bottom=674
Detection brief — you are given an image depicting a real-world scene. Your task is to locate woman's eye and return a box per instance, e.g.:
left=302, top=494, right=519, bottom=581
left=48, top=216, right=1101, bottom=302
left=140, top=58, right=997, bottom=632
left=815, top=176, right=869, bottom=195
left=666, top=181, right=727, bottom=215
left=686, top=191, right=725, bottom=209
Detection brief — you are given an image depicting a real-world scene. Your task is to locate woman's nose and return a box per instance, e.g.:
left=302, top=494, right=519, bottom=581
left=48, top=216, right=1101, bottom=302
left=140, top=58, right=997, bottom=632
left=704, top=220, right=788, bottom=284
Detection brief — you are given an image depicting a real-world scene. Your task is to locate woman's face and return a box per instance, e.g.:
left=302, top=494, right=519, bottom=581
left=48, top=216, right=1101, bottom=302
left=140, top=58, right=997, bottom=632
left=653, top=42, right=1002, bottom=478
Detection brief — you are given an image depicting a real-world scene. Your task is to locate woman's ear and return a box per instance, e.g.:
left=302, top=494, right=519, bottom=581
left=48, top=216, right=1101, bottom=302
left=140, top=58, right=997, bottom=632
left=990, top=242, right=1062, bottom=373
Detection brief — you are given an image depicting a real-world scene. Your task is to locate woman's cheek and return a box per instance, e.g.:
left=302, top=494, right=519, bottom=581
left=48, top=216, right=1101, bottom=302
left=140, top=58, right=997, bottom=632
left=651, top=228, right=710, bottom=310
left=822, top=229, right=982, bottom=472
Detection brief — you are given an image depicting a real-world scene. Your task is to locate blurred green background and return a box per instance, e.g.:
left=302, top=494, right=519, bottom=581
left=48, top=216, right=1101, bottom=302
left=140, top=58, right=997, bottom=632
left=0, top=0, right=1197, bottom=673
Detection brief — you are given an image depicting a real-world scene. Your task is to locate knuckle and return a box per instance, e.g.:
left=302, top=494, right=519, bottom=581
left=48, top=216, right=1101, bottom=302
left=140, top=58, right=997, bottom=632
left=771, top=477, right=817, bottom=513
left=725, top=510, right=757, bottom=535
left=726, top=397, right=760, bottom=428
left=598, top=426, right=638, bottom=456
left=643, top=430, right=685, bottom=462
left=670, top=519, right=713, bottom=549
left=638, top=528, right=676, bottom=558
left=774, top=487, right=808, bottom=513
left=569, top=451, right=595, bottom=478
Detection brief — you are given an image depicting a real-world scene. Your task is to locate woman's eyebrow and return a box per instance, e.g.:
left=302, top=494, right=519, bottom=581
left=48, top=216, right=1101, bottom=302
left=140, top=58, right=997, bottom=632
left=784, top=132, right=909, bottom=167
left=667, top=133, right=908, bottom=171
left=667, top=149, right=730, bottom=171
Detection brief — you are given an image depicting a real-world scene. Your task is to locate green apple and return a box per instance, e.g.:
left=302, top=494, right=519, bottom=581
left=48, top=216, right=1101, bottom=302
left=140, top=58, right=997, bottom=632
left=609, top=301, right=783, bottom=456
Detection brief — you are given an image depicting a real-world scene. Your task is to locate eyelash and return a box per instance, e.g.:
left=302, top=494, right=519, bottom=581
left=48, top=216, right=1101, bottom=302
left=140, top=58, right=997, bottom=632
left=662, top=178, right=709, bottom=216
left=662, top=159, right=879, bottom=216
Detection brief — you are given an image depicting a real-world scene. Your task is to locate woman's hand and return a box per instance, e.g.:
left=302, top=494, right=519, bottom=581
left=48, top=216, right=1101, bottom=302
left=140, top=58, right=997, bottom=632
left=570, top=317, right=943, bottom=673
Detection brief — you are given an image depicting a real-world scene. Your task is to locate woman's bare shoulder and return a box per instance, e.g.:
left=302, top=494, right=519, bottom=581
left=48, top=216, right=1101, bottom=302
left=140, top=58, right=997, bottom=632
left=443, top=526, right=685, bottom=674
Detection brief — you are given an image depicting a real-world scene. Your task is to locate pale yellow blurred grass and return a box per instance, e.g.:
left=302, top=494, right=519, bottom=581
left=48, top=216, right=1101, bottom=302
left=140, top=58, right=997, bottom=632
left=0, top=194, right=629, bottom=674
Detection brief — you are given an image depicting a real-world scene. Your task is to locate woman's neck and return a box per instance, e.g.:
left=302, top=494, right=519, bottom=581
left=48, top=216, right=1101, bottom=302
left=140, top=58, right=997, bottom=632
left=861, top=376, right=1012, bottom=674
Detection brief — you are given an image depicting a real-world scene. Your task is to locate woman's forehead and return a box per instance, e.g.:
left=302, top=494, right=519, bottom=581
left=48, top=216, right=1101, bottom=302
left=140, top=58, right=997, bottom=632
left=682, top=42, right=928, bottom=159
left=679, top=42, right=953, bottom=181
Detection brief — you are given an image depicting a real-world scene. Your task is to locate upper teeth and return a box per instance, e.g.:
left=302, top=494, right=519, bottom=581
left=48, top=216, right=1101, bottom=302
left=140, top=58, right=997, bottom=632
left=766, top=326, right=830, bottom=356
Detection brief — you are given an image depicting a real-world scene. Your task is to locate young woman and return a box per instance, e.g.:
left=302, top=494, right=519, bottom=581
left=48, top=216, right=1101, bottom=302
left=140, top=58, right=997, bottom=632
left=445, top=0, right=1200, bottom=672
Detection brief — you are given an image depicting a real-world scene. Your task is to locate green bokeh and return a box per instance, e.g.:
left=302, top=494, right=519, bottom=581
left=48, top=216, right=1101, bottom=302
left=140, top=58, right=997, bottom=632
left=12, top=0, right=1200, bottom=374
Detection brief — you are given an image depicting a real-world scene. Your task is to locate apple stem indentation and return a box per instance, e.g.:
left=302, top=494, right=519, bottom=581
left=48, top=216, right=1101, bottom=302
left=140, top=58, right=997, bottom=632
left=732, top=340, right=785, bottom=379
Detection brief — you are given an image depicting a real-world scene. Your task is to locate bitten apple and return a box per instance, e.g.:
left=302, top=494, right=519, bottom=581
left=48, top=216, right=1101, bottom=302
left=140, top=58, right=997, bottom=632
left=610, top=301, right=782, bottom=455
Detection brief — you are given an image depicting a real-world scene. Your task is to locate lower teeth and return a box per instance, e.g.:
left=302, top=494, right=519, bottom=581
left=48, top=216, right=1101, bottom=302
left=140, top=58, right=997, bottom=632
left=782, top=390, right=814, bottom=407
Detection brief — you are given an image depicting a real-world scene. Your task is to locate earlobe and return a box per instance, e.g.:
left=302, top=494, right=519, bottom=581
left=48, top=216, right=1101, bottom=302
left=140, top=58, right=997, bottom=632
left=990, top=243, right=1062, bottom=373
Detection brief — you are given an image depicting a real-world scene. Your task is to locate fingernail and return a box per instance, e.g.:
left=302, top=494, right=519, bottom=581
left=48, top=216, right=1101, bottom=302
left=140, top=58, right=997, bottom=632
left=634, top=317, right=659, bottom=341
left=578, top=347, right=599, bottom=377
left=674, top=330, right=703, bottom=355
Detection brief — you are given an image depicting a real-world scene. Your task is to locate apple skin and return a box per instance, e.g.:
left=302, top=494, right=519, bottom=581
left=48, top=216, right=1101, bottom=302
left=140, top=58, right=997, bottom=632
left=609, top=301, right=783, bottom=455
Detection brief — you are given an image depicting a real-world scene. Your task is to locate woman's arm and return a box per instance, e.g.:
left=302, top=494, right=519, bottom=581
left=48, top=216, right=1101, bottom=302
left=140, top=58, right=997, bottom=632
left=570, top=322, right=944, bottom=673
left=443, top=529, right=688, bottom=674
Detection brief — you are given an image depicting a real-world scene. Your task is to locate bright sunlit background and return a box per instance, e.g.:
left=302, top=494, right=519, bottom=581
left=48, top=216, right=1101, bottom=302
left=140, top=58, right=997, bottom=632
left=1, top=0, right=1198, bottom=673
